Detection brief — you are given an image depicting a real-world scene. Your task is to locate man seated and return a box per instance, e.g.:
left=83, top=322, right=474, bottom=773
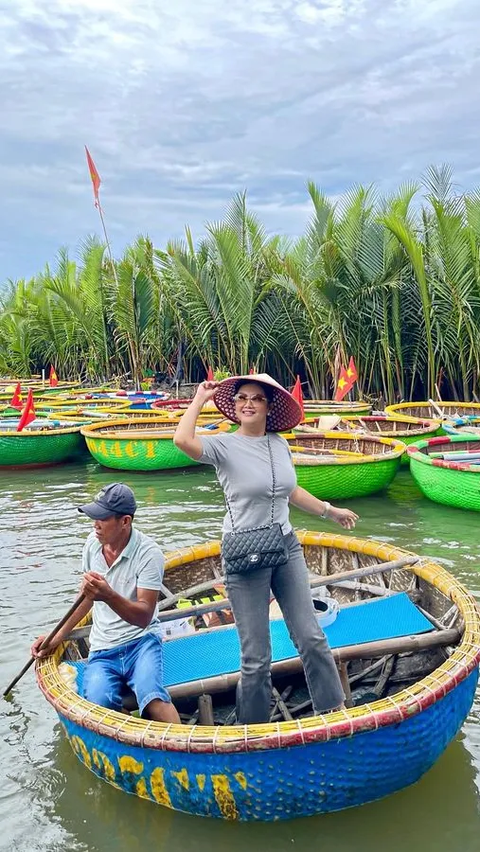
left=31, top=483, right=180, bottom=724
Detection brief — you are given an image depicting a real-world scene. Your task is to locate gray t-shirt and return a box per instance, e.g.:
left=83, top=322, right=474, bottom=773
left=82, top=528, right=165, bottom=652
left=199, top=432, right=297, bottom=535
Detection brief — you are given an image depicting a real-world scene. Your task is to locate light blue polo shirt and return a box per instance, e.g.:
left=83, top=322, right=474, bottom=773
left=82, top=528, right=165, bottom=652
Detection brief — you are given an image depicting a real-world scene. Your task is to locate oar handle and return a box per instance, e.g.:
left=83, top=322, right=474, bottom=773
left=3, top=593, right=87, bottom=700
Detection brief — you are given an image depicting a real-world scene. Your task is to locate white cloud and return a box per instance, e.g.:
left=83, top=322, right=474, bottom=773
left=0, top=0, right=479, bottom=278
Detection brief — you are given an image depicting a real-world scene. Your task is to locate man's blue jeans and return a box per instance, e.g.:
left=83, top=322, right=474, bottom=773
left=83, top=632, right=171, bottom=716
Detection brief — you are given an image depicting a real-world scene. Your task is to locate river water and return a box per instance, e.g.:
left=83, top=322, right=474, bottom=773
left=1, top=458, right=480, bottom=851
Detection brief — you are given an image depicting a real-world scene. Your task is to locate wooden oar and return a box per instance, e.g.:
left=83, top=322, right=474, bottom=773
left=3, top=593, right=86, bottom=699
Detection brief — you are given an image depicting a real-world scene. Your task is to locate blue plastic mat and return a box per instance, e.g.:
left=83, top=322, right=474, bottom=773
left=68, top=592, right=432, bottom=692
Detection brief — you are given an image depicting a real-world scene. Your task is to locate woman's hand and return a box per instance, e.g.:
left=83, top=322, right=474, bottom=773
left=194, top=381, right=220, bottom=404
left=328, top=506, right=359, bottom=530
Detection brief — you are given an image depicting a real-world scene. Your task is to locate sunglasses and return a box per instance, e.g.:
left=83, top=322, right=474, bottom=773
left=233, top=393, right=268, bottom=404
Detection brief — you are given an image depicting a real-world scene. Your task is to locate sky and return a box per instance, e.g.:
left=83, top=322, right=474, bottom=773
left=1, top=0, right=479, bottom=281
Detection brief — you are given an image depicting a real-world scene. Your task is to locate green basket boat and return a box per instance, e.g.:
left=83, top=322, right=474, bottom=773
left=286, top=432, right=404, bottom=499
left=0, top=422, right=83, bottom=468
left=408, top=434, right=480, bottom=512
left=81, top=417, right=231, bottom=471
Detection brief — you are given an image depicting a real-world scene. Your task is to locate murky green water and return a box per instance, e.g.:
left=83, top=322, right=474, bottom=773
left=1, top=459, right=480, bottom=851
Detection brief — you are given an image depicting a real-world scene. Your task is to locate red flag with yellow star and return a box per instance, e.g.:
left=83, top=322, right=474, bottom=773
left=347, top=356, right=358, bottom=384
left=49, top=365, right=58, bottom=387
left=16, top=389, right=36, bottom=432
left=10, top=382, right=22, bottom=410
left=334, top=366, right=355, bottom=402
left=85, top=146, right=101, bottom=208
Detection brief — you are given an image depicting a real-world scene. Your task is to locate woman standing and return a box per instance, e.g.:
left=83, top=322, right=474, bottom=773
left=174, top=374, right=359, bottom=724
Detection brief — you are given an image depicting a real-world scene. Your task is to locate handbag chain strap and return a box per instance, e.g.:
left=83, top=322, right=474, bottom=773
left=224, top=435, right=276, bottom=534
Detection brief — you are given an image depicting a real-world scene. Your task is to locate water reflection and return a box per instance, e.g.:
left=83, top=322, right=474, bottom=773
left=2, top=462, right=480, bottom=850
left=41, top=728, right=480, bottom=852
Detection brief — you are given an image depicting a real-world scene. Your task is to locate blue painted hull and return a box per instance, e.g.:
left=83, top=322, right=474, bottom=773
left=58, top=669, right=478, bottom=821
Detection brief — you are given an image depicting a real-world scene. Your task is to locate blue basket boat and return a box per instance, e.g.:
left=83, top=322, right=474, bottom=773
left=36, top=532, right=480, bottom=821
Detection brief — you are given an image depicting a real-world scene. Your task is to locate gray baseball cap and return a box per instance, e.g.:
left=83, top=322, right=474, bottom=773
left=78, top=483, right=137, bottom=520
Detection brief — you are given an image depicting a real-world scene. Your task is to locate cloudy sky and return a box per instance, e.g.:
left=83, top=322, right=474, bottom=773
left=0, top=0, right=478, bottom=280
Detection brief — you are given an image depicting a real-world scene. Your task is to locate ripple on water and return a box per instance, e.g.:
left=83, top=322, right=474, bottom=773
left=2, top=461, right=480, bottom=850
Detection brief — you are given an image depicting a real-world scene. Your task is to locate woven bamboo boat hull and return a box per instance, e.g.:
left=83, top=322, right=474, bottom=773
left=385, top=401, right=480, bottom=431
left=408, top=434, right=480, bottom=512
left=303, top=401, right=372, bottom=420
left=288, top=433, right=404, bottom=499
left=81, top=418, right=230, bottom=470
left=36, top=533, right=480, bottom=820
left=340, top=416, right=440, bottom=466
left=0, top=426, right=83, bottom=467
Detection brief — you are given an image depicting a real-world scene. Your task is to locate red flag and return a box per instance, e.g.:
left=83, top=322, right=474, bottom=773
left=85, top=146, right=101, bottom=208
left=291, top=375, right=305, bottom=421
left=206, top=366, right=214, bottom=381
left=17, top=389, right=36, bottom=432
left=347, top=356, right=358, bottom=384
left=334, top=366, right=355, bottom=402
left=49, top=365, right=58, bottom=387
left=10, top=382, right=22, bottom=410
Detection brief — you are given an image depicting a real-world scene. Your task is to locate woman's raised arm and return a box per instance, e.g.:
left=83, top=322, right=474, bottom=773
left=173, top=381, right=219, bottom=460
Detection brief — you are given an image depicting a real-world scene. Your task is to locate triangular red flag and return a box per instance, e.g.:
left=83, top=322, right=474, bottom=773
left=49, top=365, right=59, bottom=387
left=10, top=382, right=22, bottom=410
left=291, top=375, right=305, bottom=421
left=206, top=366, right=214, bottom=381
left=347, top=356, right=358, bottom=384
left=17, top=389, right=36, bottom=432
left=334, top=366, right=355, bottom=402
left=85, top=146, right=101, bottom=208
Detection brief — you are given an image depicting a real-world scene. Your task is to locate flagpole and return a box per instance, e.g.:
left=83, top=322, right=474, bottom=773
left=85, top=146, right=119, bottom=384
left=96, top=201, right=119, bottom=287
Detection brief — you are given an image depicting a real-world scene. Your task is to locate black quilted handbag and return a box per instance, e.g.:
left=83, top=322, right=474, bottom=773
left=221, top=436, right=288, bottom=575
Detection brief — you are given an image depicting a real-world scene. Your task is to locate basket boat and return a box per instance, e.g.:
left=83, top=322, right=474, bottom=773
left=36, top=398, right=131, bottom=413
left=80, top=417, right=230, bottom=471
left=36, top=532, right=480, bottom=820
left=302, top=401, right=372, bottom=420
left=408, top=434, right=480, bottom=512
left=152, top=398, right=194, bottom=411
left=385, top=401, right=480, bottom=430
left=0, top=422, right=83, bottom=468
left=441, top=418, right=480, bottom=436
left=0, top=382, right=80, bottom=401
left=337, top=416, right=439, bottom=465
left=286, top=433, right=404, bottom=499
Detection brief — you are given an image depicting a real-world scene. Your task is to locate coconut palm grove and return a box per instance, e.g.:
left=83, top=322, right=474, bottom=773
left=1, top=164, right=477, bottom=402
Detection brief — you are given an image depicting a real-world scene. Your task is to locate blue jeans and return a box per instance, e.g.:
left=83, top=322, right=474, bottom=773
left=83, top=632, right=171, bottom=716
left=225, top=531, right=345, bottom=724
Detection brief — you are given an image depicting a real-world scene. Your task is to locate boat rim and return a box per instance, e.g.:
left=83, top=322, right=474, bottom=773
left=288, top=431, right=406, bottom=464
left=0, top=424, right=82, bottom=437
left=407, top=433, right=480, bottom=472
left=80, top=417, right=229, bottom=440
left=35, top=531, right=480, bottom=753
